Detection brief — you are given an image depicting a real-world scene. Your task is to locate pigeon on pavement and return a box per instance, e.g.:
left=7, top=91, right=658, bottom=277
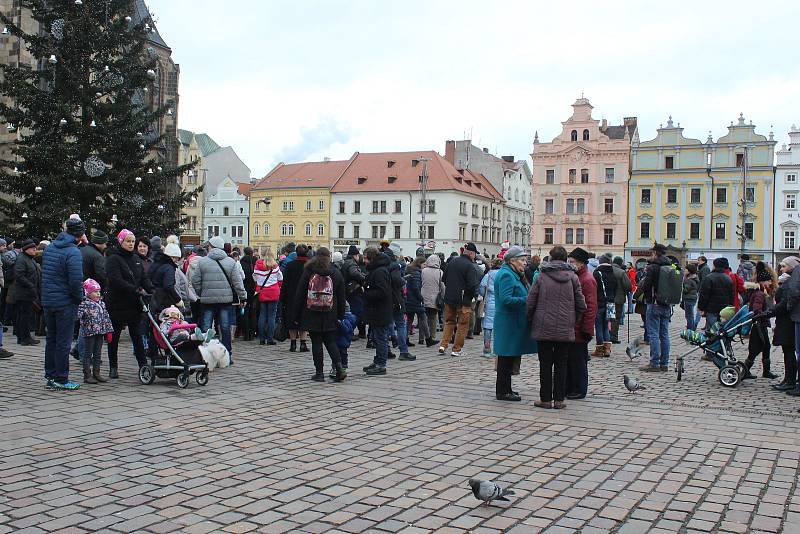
left=624, top=374, right=646, bottom=393
left=626, top=337, right=643, bottom=360
left=468, top=478, right=515, bottom=506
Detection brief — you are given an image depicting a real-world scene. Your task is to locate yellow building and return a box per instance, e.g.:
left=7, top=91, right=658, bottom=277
left=249, top=159, right=350, bottom=256
left=177, top=130, right=204, bottom=244
left=627, top=114, right=776, bottom=266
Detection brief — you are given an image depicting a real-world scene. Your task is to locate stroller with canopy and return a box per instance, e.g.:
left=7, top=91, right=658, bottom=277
left=138, top=297, right=209, bottom=389
left=677, top=305, right=758, bottom=387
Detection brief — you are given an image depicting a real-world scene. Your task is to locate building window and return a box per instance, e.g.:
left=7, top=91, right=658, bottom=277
left=317, top=223, right=325, bottom=236
left=690, top=222, right=700, bottom=240
left=482, top=206, right=488, bottom=219
left=282, top=200, right=294, bottom=211
left=666, top=222, right=676, bottom=240
left=281, top=223, right=294, bottom=236
left=603, top=229, right=613, bottom=245
left=715, top=222, right=726, bottom=240
left=583, top=129, right=589, bottom=141
left=569, top=169, right=576, bottom=184
left=232, top=226, right=243, bottom=238
left=743, top=222, right=754, bottom=241
left=576, top=198, right=585, bottom=214
left=420, top=200, right=435, bottom=213
left=319, top=200, right=325, bottom=211
left=604, top=198, right=614, bottom=214
left=605, top=168, right=614, bottom=183
left=472, top=204, right=479, bottom=217
left=545, top=199, right=554, bottom=214
left=546, top=169, right=555, bottom=184
left=371, top=225, right=386, bottom=239
left=745, top=186, right=755, bottom=204
left=223, top=206, right=230, bottom=216
left=544, top=228, right=554, bottom=244
left=458, top=226, right=466, bottom=241
left=353, top=225, right=360, bottom=239
left=565, top=228, right=574, bottom=244
left=427, top=226, right=435, bottom=239
left=787, top=174, right=797, bottom=183
left=481, top=228, right=487, bottom=242
left=471, top=227, right=478, bottom=241
left=459, top=202, right=467, bottom=215
left=784, top=230, right=796, bottom=249
left=576, top=228, right=585, bottom=244
left=716, top=188, right=727, bottom=204
left=580, top=169, right=589, bottom=184
left=736, top=153, right=744, bottom=167
left=570, top=130, right=577, bottom=142
left=394, top=225, right=401, bottom=239
left=665, top=156, right=674, bottom=169
left=641, top=188, right=651, bottom=204
left=305, top=223, right=312, bottom=236
left=264, top=223, right=269, bottom=236
left=691, top=188, right=701, bottom=204
left=566, top=199, right=575, bottom=214
left=372, top=200, right=387, bottom=213
left=667, top=188, right=677, bottom=204
left=338, top=201, right=345, bottom=214
left=786, top=194, right=796, bottom=210
left=306, top=200, right=312, bottom=211
left=394, top=200, right=402, bottom=213
left=253, top=223, right=259, bottom=236
left=640, top=222, right=650, bottom=239
left=353, top=201, right=361, bottom=214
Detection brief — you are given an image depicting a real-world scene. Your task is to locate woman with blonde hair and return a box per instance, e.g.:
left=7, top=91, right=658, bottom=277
left=254, top=252, right=283, bottom=345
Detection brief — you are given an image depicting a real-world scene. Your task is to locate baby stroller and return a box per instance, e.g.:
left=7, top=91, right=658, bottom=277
left=677, top=305, right=757, bottom=387
left=138, top=297, right=209, bottom=389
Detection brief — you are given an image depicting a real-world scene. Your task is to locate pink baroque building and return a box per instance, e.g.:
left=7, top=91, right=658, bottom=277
left=530, top=98, right=636, bottom=258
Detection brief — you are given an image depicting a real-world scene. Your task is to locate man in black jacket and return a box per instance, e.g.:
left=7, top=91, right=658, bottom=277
left=362, top=247, right=392, bottom=375
left=13, top=240, right=40, bottom=346
left=240, top=247, right=257, bottom=341
left=698, top=257, right=735, bottom=330
left=342, top=246, right=366, bottom=337
left=438, top=243, right=480, bottom=356
left=80, top=230, right=108, bottom=289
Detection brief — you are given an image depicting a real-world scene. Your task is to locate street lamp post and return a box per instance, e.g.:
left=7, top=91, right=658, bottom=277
left=418, top=157, right=431, bottom=246
left=735, top=146, right=749, bottom=259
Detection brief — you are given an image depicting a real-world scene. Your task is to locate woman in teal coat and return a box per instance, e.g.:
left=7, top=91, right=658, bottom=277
left=493, top=246, right=538, bottom=401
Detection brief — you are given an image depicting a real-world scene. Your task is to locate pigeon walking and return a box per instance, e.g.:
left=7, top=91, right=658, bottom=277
left=626, top=337, right=643, bottom=360
left=623, top=374, right=645, bottom=393
left=468, top=478, right=515, bottom=506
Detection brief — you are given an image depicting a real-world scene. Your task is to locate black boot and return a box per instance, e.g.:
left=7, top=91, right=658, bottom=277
left=109, top=367, right=119, bottom=379
left=762, top=360, right=778, bottom=379
left=299, top=340, right=309, bottom=353
left=742, top=357, right=756, bottom=379
left=311, top=371, right=325, bottom=382
left=334, top=363, right=347, bottom=382
left=290, top=340, right=297, bottom=352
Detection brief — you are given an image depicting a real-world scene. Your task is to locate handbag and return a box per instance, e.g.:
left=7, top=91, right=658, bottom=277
left=435, top=271, right=445, bottom=309
left=212, top=258, right=241, bottom=305
left=599, top=275, right=616, bottom=320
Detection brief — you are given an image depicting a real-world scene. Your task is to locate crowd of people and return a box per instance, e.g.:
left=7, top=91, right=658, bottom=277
left=1, top=216, right=798, bottom=411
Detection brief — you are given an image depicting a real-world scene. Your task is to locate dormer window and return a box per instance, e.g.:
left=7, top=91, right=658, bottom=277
left=388, top=176, right=397, bottom=184
left=456, top=176, right=463, bottom=184
left=411, top=159, right=419, bottom=167
left=465, top=179, right=472, bottom=187
left=387, top=160, right=396, bottom=168
left=357, top=176, right=367, bottom=184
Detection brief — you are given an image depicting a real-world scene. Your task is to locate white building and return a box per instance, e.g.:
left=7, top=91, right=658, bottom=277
left=203, top=176, right=251, bottom=248
left=445, top=140, right=532, bottom=247
left=329, top=151, right=505, bottom=257
left=775, top=125, right=800, bottom=261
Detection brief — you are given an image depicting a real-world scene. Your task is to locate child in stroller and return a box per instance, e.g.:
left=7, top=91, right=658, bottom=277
left=158, top=306, right=214, bottom=346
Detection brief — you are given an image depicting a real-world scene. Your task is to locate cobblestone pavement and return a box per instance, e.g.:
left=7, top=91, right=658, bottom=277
left=1, top=314, right=799, bottom=534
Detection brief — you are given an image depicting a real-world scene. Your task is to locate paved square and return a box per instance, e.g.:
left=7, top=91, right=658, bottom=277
left=1, top=316, right=799, bottom=533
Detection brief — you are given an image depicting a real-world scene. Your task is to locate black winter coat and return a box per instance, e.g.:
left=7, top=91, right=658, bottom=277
left=240, top=254, right=256, bottom=297
left=149, top=252, right=180, bottom=313
left=363, top=253, right=392, bottom=326
left=105, top=247, right=152, bottom=319
left=280, top=256, right=309, bottom=328
left=593, top=264, right=617, bottom=307
left=13, top=252, right=40, bottom=302
left=342, top=256, right=366, bottom=292
left=404, top=266, right=424, bottom=313
left=292, top=261, right=345, bottom=333
left=80, top=243, right=107, bottom=289
left=772, top=284, right=794, bottom=347
left=442, top=254, right=479, bottom=307
left=389, top=261, right=405, bottom=312
left=698, top=268, right=735, bottom=315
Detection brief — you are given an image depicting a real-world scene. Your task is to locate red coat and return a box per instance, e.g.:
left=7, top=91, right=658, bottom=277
left=626, top=268, right=637, bottom=293
left=724, top=268, right=746, bottom=311
left=575, top=265, right=597, bottom=340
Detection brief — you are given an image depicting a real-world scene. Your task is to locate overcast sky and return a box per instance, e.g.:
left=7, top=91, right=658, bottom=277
left=147, top=0, right=800, bottom=179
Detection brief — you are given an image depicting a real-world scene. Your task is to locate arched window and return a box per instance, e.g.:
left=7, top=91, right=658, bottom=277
left=583, top=129, right=589, bottom=141
left=317, top=223, right=324, bottom=236
left=253, top=223, right=259, bottom=236
left=570, top=130, right=577, bottom=142
left=223, top=206, right=229, bottom=216
left=263, top=223, right=269, bottom=236
left=239, top=207, right=244, bottom=214
left=281, top=223, right=294, bottom=236
left=305, top=223, right=312, bottom=236
left=210, top=208, right=214, bottom=214
left=514, top=189, right=519, bottom=202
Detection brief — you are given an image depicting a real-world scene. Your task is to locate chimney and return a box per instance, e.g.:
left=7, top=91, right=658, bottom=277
left=483, top=147, right=489, bottom=153
left=601, top=118, right=607, bottom=129
left=501, top=156, right=514, bottom=163
left=444, top=140, right=455, bottom=164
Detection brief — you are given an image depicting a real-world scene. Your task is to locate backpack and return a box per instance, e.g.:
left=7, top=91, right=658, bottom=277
left=655, top=264, right=682, bottom=305
left=306, top=273, right=334, bottom=311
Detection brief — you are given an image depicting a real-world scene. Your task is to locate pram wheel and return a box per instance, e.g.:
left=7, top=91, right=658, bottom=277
left=196, top=369, right=209, bottom=386
left=176, top=371, right=190, bottom=389
left=139, top=364, right=155, bottom=385
left=718, top=365, right=741, bottom=387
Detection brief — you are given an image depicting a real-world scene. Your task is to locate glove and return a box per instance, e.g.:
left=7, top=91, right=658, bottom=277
left=105, top=332, right=113, bottom=344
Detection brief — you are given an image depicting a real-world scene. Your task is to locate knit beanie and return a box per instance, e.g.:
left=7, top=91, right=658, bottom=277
left=782, top=256, right=800, bottom=272
left=90, top=230, right=108, bottom=244
left=65, top=218, right=86, bottom=239
left=613, top=256, right=624, bottom=267
left=713, top=257, right=727, bottom=269
left=83, top=278, right=101, bottom=294
left=347, top=245, right=359, bottom=256
left=117, top=228, right=134, bottom=244
left=150, top=235, right=163, bottom=252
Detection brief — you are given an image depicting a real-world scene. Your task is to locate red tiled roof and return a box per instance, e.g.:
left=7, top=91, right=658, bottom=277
left=252, top=159, right=351, bottom=190
left=331, top=151, right=503, bottom=201
left=237, top=183, right=252, bottom=197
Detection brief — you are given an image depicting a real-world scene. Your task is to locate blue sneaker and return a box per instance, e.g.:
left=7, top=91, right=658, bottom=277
left=52, top=381, right=81, bottom=390
left=45, top=378, right=55, bottom=390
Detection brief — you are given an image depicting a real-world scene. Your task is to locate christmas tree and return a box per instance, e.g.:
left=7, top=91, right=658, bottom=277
left=0, top=0, right=196, bottom=238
